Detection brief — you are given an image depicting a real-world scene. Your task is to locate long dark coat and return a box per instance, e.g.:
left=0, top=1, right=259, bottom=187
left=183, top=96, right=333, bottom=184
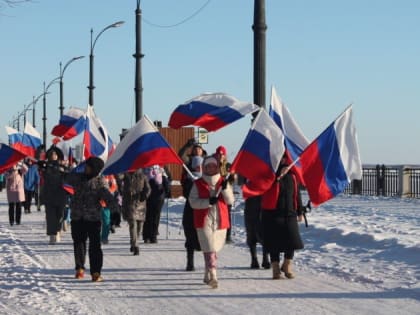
left=261, top=172, right=304, bottom=253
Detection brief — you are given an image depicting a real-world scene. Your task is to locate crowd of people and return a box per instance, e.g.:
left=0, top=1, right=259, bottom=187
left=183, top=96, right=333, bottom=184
left=1, top=138, right=308, bottom=288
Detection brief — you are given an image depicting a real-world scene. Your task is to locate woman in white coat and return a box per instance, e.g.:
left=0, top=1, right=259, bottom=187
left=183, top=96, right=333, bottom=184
left=188, top=156, right=234, bottom=288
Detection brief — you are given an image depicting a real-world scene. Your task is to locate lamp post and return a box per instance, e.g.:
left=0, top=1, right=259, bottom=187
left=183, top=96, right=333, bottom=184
left=88, top=20, right=125, bottom=106
left=59, top=56, right=84, bottom=117
left=43, top=79, right=60, bottom=146
left=15, top=114, right=19, bottom=131
left=11, top=115, right=17, bottom=130
left=16, top=111, right=25, bottom=131
left=32, top=96, right=36, bottom=127
left=253, top=0, right=267, bottom=111
left=29, top=93, right=46, bottom=128
left=22, top=102, right=32, bottom=128
left=134, top=0, right=144, bottom=122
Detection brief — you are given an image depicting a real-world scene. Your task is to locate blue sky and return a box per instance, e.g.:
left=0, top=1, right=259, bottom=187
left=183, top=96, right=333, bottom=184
left=1, top=0, right=419, bottom=165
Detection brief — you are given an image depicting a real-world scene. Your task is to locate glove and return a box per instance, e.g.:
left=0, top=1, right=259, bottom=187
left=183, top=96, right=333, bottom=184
left=37, top=160, right=47, bottom=169
left=139, top=191, right=148, bottom=202
left=209, top=196, right=218, bottom=205
left=221, top=179, right=228, bottom=190
left=297, top=206, right=306, bottom=216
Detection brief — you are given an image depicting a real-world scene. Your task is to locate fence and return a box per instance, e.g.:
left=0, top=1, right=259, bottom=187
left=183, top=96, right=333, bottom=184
left=343, top=165, right=420, bottom=198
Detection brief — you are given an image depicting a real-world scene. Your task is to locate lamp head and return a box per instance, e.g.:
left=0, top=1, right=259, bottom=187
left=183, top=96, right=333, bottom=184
left=112, top=21, right=125, bottom=28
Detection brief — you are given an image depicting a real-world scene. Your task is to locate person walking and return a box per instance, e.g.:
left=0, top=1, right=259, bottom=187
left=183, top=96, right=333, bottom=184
left=142, top=165, right=170, bottom=244
left=37, top=146, right=68, bottom=244
left=99, top=174, right=118, bottom=244
left=0, top=173, right=5, bottom=192
left=214, top=145, right=235, bottom=243
left=121, top=169, right=151, bottom=255
left=5, top=162, right=28, bottom=226
left=188, top=156, right=234, bottom=289
left=65, top=157, right=119, bottom=282
left=260, top=154, right=306, bottom=280
left=181, top=155, right=203, bottom=271
left=179, top=139, right=207, bottom=271
left=23, top=159, right=40, bottom=214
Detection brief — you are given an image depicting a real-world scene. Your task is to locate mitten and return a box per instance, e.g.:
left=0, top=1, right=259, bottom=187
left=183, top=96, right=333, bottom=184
left=209, top=196, right=218, bottom=205
left=221, top=179, right=228, bottom=190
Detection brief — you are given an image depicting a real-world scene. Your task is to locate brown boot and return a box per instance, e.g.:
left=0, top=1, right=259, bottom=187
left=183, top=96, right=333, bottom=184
left=203, top=268, right=210, bottom=284
left=271, top=262, right=282, bottom=280
left=281, top=259, right=295, bottom=279
left=208, top=268, right=218, bottom=288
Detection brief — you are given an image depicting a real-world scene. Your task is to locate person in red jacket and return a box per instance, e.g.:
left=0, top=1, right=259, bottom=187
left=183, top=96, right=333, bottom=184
left=188, top=156, right=234, bottom=289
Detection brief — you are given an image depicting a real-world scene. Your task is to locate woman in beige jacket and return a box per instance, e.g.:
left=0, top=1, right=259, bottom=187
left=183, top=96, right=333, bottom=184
left=6, top=162, right=28, bottom=225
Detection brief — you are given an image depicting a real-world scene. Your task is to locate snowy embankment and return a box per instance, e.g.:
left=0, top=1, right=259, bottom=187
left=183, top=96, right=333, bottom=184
left=0, top=190, right=418, bottom=315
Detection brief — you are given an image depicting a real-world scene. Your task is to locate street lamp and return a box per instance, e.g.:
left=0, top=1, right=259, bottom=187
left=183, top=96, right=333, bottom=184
left=88, top=20, right=125, bottom=106
left=16, top=110, right=26, bottom=131
left=59, top=56, right=85, bottom=117
left=30, top=93, right=46, bottom=128
left=253, top=0, right=267, bottom=113
left=134, top=1, right=144, bottom=122
left=43, top=78, right=60, bottom=146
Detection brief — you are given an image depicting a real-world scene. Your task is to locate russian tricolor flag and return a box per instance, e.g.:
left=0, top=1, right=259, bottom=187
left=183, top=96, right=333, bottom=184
left=51, top=107, right=86, bottom=140
left=62, top=183, right=75, bottom=195
left=230, top=109, right=285, bottom=198
left=5, top=126, right=22, bottom=150
left=299, top=106, right=362, bottom=206
left=68, top=147, right=74, bottom=165
left=21, top=122, right=42, bottom=158
left=83, top=105, right=112, bottom=161
left=269, top=86, right=309, bottom=184
left=102, top=115, right=183, bottom=175
left=168, top=92, right=259, bottom=132
left=0, top=143, right=26, bottom=173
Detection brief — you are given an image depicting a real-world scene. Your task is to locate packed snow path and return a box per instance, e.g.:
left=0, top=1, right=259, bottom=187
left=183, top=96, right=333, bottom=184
left=0, top=191, right=418, bottom=314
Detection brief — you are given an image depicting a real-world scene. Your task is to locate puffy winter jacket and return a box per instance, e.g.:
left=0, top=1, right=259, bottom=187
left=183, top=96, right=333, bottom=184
left=65, top=173, right=119, bottom=222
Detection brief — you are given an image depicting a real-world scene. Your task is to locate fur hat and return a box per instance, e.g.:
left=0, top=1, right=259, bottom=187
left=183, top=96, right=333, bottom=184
left=46, top=145, right=64, bottom=161
left=85, top=157, right=104, bottom=177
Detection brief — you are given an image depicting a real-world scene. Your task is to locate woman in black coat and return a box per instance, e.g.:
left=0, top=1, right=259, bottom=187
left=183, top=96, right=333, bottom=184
left=261, top=156, right=305, bottom=279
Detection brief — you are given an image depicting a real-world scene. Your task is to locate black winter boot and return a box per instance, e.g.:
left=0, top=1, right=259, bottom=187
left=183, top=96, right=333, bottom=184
left=186, top=249, right=195, bottom=271
left=249, top=244, right=259, bottom=269
left=261, top=249, right=271, bottom=269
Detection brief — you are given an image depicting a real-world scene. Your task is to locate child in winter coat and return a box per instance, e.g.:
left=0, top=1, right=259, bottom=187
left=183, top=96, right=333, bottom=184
left=23, top=159, right=40, bottom=214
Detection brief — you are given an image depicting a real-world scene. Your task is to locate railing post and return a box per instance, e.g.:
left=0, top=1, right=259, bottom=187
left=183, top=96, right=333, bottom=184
left=381, top=164, right=386, bottom=196
left=376, top=164, right=381, bottom=196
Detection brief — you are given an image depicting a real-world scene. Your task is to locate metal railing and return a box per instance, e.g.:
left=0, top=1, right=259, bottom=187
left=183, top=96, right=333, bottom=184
left=344, top=165, right=420, bottom=198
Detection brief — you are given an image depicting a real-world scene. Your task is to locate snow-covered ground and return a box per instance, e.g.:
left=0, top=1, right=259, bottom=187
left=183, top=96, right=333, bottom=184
left=0, top=189, right=418, bottom=315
